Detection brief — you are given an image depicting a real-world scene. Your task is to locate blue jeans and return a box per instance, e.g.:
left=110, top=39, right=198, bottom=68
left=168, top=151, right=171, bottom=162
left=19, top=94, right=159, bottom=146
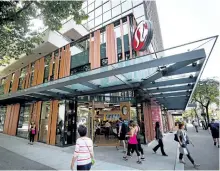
left=77, top=163, right=92, bottom=171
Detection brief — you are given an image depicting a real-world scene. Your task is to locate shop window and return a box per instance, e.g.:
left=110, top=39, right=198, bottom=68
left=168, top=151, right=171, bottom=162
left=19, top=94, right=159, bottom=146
left=103, top=11, right=111, bottom=23
left=0, top=106, right=6, bottom=132
left=95, top=15, right=102, bottom=27
left=112, top=5, right=121, bottom=18
left=88, top=2, right=94, bottom=13
left=111, top=0, right=120, bottom=8
left=44, top=54, right=52, bottom=83
left=122, top=0, right=132, bottom=13
left=103, top=1, right=111, bottom=13
left=95, top=6, right=102, bottom=17
left=95, top=0, right=102, bottom=8
left=38, top=101, right=50, bottom=143
left=17, top=104, right=31, bottom=138
left=82, top=1, right=87, bottom=10
left=88, top=19, right=95, bottom=29
left=132, top=0, right=143, bottom=7
left=0, top=78, right=6, bottom=95
left=88, top=11, right=94, bottom=21
left=133, top=4, right=145, bottom=19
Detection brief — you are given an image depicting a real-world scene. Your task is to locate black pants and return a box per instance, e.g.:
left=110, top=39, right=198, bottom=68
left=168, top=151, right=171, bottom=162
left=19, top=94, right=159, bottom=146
left=153, top=139, right=166, bottom=155
left=195, top=126, right=198, bottom=132
left=179, top=153, right=195, bottom=164
left=77, top=163, right=92, bottom=171
left=131, top=139, right=144, bottom=155
left=127, top=144, right=140, bottom=156
left=105, top=127, right=110, bottom=139
left=29, top=133, right=35, bottom=142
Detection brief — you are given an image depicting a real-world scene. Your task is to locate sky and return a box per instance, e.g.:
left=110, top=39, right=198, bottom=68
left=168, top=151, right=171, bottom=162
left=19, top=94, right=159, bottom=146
left=156, top=0, right=220, bottom=80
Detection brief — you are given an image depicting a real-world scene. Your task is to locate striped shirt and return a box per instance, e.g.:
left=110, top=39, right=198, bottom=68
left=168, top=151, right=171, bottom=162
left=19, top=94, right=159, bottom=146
left=74, top=137, right=93, bottom=166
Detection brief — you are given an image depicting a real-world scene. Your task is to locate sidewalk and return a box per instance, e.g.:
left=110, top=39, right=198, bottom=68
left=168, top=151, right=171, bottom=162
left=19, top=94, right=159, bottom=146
left=0, top=133, right=178, bottom=170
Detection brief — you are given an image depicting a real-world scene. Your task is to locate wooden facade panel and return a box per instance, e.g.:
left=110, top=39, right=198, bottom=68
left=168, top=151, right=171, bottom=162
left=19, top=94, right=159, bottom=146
left=93, top=30, right=101, bottom=69
left=48, top=53, right=54, bottom=81
left=143, top=102, right=154, bottom=143
left=7, top=104, right=15, bottom=135
left=89, top=34, right=94, bottom=69
left=3, top=105, right=12, bottom=134
left=66, top=44, right=71, bottom=76
left=59, top=48, right=64, bottom=79
left=50, top=100, right=58, bottom=145
left=11, top=70, right=21, bottom=93
left=4, top=74, right=12, bottom=94
left=10, top=104, right=20, bottom=136
left=106, top=24, right=117, bottom=65
left=54, top=55, right=60, bottom=80
left=37, top=58, right=45, bottom=85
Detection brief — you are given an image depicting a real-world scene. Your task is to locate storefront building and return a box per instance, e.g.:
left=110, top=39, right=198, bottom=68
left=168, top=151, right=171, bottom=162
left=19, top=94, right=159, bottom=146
left=0, top=1, right=217, bottom=147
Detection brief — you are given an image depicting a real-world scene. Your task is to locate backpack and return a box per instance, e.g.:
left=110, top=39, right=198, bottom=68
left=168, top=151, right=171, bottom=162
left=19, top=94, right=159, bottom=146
left=211, top=122, right=219, bottom=131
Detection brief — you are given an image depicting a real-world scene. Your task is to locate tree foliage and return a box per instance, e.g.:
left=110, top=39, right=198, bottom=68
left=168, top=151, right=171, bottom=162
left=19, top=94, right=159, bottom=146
left=0, top=1, right=88, bottom=65
left=192, top=78, right=219, bottom=123
left=182, top=109, right=196, bottom=119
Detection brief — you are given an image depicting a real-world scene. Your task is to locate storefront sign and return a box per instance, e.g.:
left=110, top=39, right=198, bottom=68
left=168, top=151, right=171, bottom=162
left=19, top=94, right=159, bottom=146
left=132, top=20, right=153, bottom=51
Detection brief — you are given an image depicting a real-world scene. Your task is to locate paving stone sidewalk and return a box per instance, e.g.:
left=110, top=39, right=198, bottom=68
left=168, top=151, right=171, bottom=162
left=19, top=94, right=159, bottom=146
left=0, top=132, right=178, bottom=170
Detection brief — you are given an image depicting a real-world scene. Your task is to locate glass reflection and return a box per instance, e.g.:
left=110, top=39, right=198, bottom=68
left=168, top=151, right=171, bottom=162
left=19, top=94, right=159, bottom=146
left=56, top=100, right=65, bottom=146
left=0, top=106, right=6, bottom=132
left=38, top=101, right=50, bottom=143
left=17, top=104, right=31, bottom=138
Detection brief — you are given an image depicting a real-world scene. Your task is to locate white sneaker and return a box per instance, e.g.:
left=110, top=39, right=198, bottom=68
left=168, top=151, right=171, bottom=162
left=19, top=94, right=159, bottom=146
left=179, top=160, right=186, bottom=164
left=194, top=164, right=200, bottom=168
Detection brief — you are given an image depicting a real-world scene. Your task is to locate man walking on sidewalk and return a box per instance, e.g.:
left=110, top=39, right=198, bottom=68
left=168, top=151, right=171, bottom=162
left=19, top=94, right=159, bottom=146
left=193, top=120, right=199, bottom=133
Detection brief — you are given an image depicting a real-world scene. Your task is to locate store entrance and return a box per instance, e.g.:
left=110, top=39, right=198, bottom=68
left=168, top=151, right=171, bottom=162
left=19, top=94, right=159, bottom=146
left=77, top=99, right=140, bottom=146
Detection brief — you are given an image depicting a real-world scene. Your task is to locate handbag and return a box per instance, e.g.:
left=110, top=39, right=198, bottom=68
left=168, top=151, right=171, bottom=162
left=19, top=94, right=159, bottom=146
left=84, top=140, right=95, bottom=166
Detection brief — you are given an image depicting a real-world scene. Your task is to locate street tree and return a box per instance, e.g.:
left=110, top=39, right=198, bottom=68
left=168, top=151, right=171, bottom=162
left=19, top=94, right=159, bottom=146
left=192, top=78, right=219, bottom=124
left=0, top=1, right=88, bottom=65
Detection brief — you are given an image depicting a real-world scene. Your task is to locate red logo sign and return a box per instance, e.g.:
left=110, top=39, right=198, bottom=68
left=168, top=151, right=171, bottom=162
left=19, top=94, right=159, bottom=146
left=132, top=20, right=153, bottom=51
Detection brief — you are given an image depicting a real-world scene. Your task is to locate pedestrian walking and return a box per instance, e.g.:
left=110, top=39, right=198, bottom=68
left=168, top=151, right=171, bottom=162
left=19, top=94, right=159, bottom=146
left=123, top=122, right=142, bottom=164
left=201, top=120, right=206, bottom=130
left=116, top=118, right=127, bottom=152
left=71, top=125, right=94, bottom=171
left=177, top=123, right=200, bottom=168
left=130, top=121, right=145, bottom=160
left=208, top=119, right=219, bottom=148
left=29, top=122, right=36, bottom=145
left=152, top=122, right=168, bottom=156
left=104, top=120, right=111, bottom=139
left=193, top=120, right=199, bottom=133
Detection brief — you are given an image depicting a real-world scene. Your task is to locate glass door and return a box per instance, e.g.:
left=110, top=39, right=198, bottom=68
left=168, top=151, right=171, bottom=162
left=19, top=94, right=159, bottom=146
left=17, top=104, right=31, bottom=138
left=0, top=106, right=6, bottom=132
left=38, top=101, right=50, bottom=143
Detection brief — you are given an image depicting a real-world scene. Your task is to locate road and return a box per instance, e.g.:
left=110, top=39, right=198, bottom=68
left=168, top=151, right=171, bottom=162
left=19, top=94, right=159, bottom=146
left=0, top=146, right=54, bottom=170
left=184, top=125, right=219, bottom=170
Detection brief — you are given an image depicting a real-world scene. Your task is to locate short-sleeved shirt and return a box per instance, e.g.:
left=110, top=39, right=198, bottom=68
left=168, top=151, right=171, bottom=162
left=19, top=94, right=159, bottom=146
left=74, top=137, right=93, bottom=166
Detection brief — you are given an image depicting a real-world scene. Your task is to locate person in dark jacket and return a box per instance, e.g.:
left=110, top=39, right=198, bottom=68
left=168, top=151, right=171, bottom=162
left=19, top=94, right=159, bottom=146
left=152, top=122, right=168, bottom=156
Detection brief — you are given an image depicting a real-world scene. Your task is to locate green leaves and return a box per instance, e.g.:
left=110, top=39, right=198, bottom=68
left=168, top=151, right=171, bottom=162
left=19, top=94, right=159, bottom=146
left=191, top=78, right=219, bottom=114
left=0, top=1, right=88, bottom=65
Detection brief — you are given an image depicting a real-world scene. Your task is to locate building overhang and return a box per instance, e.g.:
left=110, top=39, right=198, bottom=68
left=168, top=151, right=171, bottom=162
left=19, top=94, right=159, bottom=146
left=0, top=35, right=218, bottom=110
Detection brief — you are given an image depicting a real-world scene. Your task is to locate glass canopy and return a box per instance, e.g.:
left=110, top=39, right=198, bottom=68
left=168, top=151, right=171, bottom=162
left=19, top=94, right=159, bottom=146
left=0, top=35, right=217, bottom=110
